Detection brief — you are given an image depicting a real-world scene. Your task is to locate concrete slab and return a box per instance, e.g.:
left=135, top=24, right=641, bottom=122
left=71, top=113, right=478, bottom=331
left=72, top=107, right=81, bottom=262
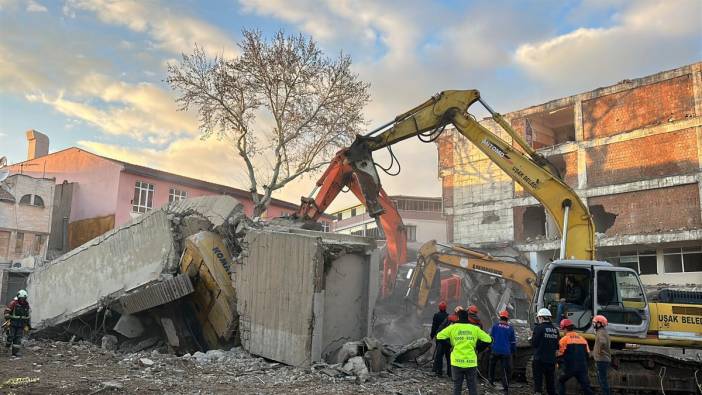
left=234, top=229, right=376, bottom=367
left=27, top=195, right=243, bottom=330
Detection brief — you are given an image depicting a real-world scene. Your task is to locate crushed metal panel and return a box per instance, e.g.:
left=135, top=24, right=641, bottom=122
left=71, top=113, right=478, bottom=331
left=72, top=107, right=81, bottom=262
left=119, top=274, right=194, bottom=314
left=180, top=231, right=237, bottom=347
left=236, top=231, right=321, bottom=367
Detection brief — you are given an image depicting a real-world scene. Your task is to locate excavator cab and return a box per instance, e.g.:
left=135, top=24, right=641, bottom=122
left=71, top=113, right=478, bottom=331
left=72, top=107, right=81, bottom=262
left=536, top=260, right=649, bottom=337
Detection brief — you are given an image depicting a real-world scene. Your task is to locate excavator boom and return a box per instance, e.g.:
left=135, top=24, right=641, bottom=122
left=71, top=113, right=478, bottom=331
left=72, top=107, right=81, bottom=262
left=359, top=90, right=594, bottom=260
left=295, top=149, right=407, bottom=297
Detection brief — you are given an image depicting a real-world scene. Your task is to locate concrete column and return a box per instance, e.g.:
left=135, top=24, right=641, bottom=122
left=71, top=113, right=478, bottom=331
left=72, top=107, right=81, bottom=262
left=574, top=99, right=588, bottom=189
left=692, top=64, right=702, bottom=117
left=656, top=248, right=665, bottom=276
left=529, top=251, right=539, bottom=272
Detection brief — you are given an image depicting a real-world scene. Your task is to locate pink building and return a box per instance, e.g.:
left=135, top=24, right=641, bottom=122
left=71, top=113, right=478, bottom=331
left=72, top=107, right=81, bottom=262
left=9, top=131, right=323, bottom=251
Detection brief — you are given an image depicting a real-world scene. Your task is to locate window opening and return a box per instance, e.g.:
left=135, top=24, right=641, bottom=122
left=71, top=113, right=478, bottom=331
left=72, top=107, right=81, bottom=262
left=132, top=181, right=155, bottom=213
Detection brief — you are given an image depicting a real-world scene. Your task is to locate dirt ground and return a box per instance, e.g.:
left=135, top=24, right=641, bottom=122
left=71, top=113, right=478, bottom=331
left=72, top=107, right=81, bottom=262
left=0, top=339, right=534, bottom=395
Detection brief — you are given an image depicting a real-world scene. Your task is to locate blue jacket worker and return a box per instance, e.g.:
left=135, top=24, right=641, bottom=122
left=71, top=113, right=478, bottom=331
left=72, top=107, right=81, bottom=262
left=489, top=310, right=516, bottom=394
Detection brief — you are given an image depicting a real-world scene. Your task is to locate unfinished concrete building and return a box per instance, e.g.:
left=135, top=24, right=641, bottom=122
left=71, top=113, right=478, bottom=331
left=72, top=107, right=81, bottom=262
left=438, top=62, right=702, bottom=286
left=0, top=173, right=55, bottom=303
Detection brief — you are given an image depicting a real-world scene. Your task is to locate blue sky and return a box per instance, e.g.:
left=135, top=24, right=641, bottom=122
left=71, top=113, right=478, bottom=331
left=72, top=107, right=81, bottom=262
left=1, top=0, right=700, bottom=208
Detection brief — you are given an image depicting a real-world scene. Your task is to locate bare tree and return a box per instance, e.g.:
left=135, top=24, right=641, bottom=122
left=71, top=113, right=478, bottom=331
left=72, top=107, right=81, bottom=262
left=167, top=29, right=370, bottom=217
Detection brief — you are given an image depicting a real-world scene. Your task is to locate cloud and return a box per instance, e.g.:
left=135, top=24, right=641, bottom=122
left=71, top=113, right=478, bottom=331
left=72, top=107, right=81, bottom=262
left=26, top=0, right=46, bottom=12
left=515, top=0, right=702, bottom=92
left=66, top=0, right=238, bottom=57
left=0, top=12, right=197, bottom=142
left=26, top=81, right=196, bottom=142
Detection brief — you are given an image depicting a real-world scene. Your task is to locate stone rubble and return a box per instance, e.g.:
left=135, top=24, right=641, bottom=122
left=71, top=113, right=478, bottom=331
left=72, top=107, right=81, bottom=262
left=9, top=338, right=526, bottom=394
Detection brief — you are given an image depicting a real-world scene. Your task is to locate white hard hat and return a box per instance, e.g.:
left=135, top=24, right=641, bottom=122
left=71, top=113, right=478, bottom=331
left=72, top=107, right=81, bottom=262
left=537, top=308, right=552, bottom=317
left=17, top=289, right=28, bottom=299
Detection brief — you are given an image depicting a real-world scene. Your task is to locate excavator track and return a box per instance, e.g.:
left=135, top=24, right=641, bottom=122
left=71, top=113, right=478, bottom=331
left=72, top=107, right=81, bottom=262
left=521, top=349, right=702, bottom=394
left=608, top=350, right=702, bottom=394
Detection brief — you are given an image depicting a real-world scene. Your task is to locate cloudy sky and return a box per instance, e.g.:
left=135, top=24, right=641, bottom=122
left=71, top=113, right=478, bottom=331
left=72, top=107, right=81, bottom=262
left=1, top=0, right=700, bottom=210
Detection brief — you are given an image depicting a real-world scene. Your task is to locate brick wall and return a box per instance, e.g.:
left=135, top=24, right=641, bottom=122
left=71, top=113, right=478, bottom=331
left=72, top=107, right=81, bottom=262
left=586, top=128, right=698, bottom=187
left=582, top=75, right=695, bottom=140
left=587, top=184, right=701, bottom=236
left=515, top=151, right=577, bottom=197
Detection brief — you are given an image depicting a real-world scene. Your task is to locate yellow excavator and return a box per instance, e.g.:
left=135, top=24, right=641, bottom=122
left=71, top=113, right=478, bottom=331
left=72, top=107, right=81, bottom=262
left=306, top=90, right=702, bottom=393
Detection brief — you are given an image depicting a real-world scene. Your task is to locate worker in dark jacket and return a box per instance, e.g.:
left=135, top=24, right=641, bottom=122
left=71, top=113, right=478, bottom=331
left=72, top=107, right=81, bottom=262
left=531, top=308, right=559, bottom=395
left=431, top=301, right=450, bottom=377
left=467, top=305, right=482, bottom=328
left=467, top=305, right=490, bottom=354
left=489, top=310, right=516, bottom=394
left=557, top=319, right=593, bottom=395
left=4, top=290, right=31, bottom=357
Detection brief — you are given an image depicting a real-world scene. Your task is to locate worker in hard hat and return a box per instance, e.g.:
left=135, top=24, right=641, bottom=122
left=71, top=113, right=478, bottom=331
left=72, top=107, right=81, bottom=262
left=488, top=310, right=516, bottom=394
left=466, top=305, right=482, bottom=328
left=4, top=290, right=31, bottom=357
left=436, top=309, right=492, bottom=395
left=531, top=308, right=559, bottom=395
left=430, top=301, right=450, bottom=377
left=557, top=319, right=593, bottom=395
left=591, top=315, right=611, bottom=395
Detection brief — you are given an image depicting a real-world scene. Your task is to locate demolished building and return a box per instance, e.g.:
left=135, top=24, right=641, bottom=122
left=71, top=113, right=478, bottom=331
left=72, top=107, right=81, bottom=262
left=27, top=195, right=379, bottom=367
left=438, top=62, right=702, bottom=285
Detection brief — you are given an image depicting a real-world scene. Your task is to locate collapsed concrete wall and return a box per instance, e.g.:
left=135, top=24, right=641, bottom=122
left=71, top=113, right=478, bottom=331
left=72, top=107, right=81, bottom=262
left=234, top=229, right=377, bottom=367
left=28, top=195, right=243, bottom=330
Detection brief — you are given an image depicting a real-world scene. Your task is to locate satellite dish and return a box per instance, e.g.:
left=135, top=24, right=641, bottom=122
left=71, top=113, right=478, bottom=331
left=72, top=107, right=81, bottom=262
left=0, top=156, right=8, bottom=182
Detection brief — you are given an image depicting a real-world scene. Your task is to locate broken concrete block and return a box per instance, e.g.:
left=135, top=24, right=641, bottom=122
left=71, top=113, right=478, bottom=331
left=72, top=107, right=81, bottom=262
left=336, top=341, right=362, bottom=364
left=364, top=348, right=387, bottom=372
left=120, top=337, right=159, bottom=353
left=100, top=335, right=118, bottom=351
left=342, top=356, right=369, bottom=383
left=113, top=314, right=144, bottom=339
left=138, top=358, right=154, bottom=367
left=205, top=349, right=226, bottom=361
left=394, top=338, right=432, bottom=363
left=363, top=337, right=383, bottom=351
left=159, top=318, right=180, bottom=348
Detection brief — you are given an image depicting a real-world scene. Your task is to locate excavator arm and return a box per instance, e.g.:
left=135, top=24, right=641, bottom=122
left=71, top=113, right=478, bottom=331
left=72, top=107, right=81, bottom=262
left=407, top=240, right=537, bottom=311
left=350, top=90, right=595, bottom=260
left=295, top=149, right=407, bottom=297
left=297, top=89, right=593, bottom=299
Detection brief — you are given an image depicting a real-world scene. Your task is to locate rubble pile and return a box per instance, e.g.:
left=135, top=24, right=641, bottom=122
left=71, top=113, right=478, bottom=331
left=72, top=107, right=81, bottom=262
left=0, top=338, right=485, bottom=394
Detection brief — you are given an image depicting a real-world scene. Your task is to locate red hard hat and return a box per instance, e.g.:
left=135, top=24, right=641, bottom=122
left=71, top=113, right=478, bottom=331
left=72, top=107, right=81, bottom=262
left=448, top=314, right=458, bottom=322
left=468, top=305, right=478, bottom=314
left=593, top=315, right=608, bottom=327
left=499, top=310, right=509, bottom=319
left=560, top=319, right=574, bottom=330
left=438, top=301, right=447, bottom=311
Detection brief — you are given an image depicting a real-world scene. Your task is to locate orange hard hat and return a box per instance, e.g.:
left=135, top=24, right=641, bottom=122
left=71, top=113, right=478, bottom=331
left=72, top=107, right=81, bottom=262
left=593, top=315, right=608, bottom=327
left=454, top=306, right=464, bottom=313
left=499, top=310, right=509, bottom=319
left=560, top=319, right=574, bottom=330
left=468, top=305, right=478, bottom=314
